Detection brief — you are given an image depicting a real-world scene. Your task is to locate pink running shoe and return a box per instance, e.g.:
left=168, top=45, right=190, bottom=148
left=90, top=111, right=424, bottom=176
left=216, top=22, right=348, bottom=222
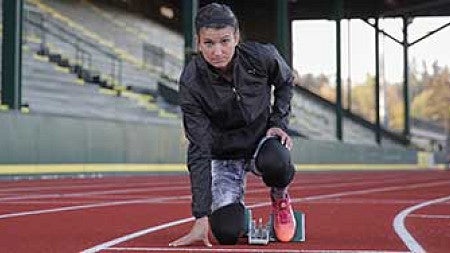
left=272, top=195, right=296, bottom=242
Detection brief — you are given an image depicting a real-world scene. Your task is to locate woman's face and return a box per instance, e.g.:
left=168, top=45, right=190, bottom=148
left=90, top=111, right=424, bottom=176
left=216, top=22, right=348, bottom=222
left=197, top=26, right=239, bottom=72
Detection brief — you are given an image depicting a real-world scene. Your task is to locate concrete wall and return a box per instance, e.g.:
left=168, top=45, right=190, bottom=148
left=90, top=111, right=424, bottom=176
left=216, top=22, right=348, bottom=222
left=0, top=112, right=419, bottom=174
left=0, top=112, right=186, bottom=164
left=291, top=138, right=417, bottom=165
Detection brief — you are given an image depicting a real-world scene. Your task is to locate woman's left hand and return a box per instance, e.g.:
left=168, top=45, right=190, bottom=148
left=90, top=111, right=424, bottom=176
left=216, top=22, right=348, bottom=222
left=266, top=127, right=293, bottom=150
left=169, top=216, right=211, bottom=247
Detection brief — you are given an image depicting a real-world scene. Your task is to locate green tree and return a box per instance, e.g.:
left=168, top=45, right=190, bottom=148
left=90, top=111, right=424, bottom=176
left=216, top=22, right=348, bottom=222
left=411, top=63, right=450, bottom=126
left=351, top=74, right=375, bottom=122
left=386, top=84, right=404, bottom=131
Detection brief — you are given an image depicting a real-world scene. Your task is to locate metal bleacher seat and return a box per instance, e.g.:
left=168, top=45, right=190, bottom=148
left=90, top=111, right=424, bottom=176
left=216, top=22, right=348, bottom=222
left=20, top=40, right=162, bottom=122
left=37, top=0, right=183, bottom=81
left=291, top=87, right=405, bottom=146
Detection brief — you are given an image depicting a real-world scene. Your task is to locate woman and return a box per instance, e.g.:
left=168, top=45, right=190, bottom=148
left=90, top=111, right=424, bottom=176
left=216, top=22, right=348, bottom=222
left=169, top=2, right=296, bottom=246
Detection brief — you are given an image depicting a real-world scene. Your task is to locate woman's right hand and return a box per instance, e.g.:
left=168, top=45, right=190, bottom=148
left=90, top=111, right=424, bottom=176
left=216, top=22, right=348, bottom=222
left=168, top=216, right=212, bottom=247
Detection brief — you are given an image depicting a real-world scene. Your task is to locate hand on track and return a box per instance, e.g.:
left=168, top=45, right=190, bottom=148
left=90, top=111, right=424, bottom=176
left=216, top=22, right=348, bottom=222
left=169, top=216, right=212, bottom=247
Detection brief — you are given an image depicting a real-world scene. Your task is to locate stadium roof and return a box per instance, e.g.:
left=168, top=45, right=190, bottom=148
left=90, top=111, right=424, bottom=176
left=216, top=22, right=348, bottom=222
left=287, top=0, right=450, bottom=20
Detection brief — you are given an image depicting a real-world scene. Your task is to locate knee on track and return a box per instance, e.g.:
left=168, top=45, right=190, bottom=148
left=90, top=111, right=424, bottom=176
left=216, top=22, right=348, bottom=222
left=209, top=202, right=244, bottom=245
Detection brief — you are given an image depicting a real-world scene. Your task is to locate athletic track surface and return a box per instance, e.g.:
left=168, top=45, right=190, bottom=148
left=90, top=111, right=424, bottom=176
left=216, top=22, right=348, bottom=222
left=0, top=170, right=449, bottom=253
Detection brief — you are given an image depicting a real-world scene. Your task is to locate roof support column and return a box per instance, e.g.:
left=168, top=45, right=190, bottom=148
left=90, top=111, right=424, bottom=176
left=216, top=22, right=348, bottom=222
left=402, top=16, right=410, bottom=138
left=1, top=0, right=23, bottom=110
left=182, top=0, right=198, bottom=66
left=347, top=19, right=352, bottom=111
left=375, top=18, right=381, bottom=145
left=334, top=0, right=343, bottom=141
left=276, top=0, right=290, bottom=63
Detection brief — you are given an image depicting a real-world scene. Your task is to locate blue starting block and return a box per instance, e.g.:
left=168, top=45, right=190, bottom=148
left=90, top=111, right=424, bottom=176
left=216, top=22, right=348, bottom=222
left=244, top=208, right=305, bottom=244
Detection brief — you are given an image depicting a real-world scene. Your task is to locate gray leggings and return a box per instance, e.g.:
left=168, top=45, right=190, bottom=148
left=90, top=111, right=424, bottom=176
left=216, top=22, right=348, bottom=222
left=211, top=159, right=286, bottom=212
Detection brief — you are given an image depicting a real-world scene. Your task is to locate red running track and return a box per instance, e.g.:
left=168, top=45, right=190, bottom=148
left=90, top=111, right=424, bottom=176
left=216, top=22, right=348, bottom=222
left=0, top=170, right=449, bottom=253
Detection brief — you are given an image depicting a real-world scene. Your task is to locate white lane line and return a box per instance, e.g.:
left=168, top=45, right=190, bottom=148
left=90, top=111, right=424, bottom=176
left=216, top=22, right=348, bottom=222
left=0, top=197, right=189, bottom=205
left=0, top=178, right=410, bottom=219
left=0, top=185, right=264, bottom=219
left=0, top=185, right=190, bottom=202
left=293, top=179, right=419, bottom=190
left=0, top=180, right=264, bottom=194
left=409, top=214, right=450, bottom=219
left=0, top=176, right=420, bottom=203
left=231, top=177, right=437, bottom=199
left=1, top=179, right=447, bottom=221
left=0, top=182, right=262, bottom=202
left=245, top=198, right=430, bottom=205
left=291, top=173, right=411, bottom=186
left=393, top=195, right=450, bottom=253
left=0, top=195, right=191, bottom=219
left=251, top=181, right=449, bottom=209
left=107, top=247, right=409, bottom=253
left=0, top=181, right=188, bottom=194
left=81, top=180, right=448, bottom=253
left=0, top=201, right=103, bottom=205
left=83, top=218, right=194, bottom=253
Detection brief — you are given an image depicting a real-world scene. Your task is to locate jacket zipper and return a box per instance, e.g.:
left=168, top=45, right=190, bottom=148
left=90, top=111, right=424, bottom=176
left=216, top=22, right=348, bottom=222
left=232, top=86, right=241, bottom=101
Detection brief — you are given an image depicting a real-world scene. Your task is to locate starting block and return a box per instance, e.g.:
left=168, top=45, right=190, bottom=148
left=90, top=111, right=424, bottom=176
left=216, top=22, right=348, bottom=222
left=247, top=209, right=271, bottom=245
left=244, top=208, right=305, bottom=244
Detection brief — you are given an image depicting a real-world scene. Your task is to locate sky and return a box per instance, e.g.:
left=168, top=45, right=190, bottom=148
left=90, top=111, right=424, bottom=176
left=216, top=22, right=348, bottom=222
left=292, top=17, right=450, bottom=84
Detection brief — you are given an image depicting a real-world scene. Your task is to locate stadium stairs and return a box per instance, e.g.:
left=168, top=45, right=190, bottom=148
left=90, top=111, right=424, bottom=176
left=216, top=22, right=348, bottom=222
left=29, top=0, right=183, bottom=105
left=1, top=38, right=172, bottom=123
left=1, top=11, right=178, bottom=122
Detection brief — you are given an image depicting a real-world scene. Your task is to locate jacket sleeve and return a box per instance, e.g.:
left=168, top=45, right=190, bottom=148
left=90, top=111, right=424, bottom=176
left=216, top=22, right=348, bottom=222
left=264, top=45, right=294, bottom=131
left=179, top=80, right=213, bottom=219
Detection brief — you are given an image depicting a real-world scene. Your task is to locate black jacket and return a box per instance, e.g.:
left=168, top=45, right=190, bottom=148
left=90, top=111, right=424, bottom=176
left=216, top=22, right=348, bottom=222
left=179, top=42, right=293, bottom=218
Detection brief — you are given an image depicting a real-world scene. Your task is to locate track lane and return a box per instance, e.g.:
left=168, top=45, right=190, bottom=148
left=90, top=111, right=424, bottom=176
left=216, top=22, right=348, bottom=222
left=0, top=171, right=448, bottom=253
left=83, top=178, right=450, bottom=252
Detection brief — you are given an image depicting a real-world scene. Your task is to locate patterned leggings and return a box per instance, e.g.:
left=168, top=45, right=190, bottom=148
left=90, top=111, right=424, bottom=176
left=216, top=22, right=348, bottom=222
left=211, top=159, right=286, bottom=212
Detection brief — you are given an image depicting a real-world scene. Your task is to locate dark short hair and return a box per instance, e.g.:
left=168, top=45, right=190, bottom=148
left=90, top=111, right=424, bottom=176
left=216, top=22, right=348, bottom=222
left=195, top=3, right=239, bottom=34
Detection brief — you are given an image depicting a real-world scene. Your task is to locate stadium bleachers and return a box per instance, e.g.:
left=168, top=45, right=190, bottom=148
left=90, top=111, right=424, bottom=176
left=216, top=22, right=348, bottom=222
left=1, top=5, right=178, bottom=123
left=25, top=3, right=157, bottom=90
left=33, top=0, right=183, bottom=80
left=290, top=86, right=405, bottom=146
left=22, top=40, right=172, bottom=123
left=0, top=0, right=407, bottom=147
